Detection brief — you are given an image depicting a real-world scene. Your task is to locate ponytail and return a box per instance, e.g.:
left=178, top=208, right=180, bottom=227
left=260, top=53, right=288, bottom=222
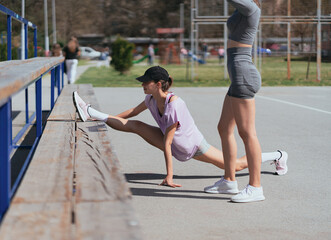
left=159, top=76, right=173, bottom=92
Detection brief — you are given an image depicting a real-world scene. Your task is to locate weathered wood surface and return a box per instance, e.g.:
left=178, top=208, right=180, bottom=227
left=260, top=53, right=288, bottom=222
left=48, top=84, right=99, bottom=121
left=0, top=121, right=74, bottom=239
left=0, top=202, right=72, bottom=240
left=73, top=121, right=141, bottom=239
left=75, top=121, right=131, bottom=202
left=10, top=121, right=75, bottom=203
left=0, top=84, right=141, bottom=239
left=0, top=57, right=64, bottom=106
left=76, top=201, right=141, bottom=240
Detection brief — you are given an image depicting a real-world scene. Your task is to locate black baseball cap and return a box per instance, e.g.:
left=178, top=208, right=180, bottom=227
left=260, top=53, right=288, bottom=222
left=136, top=66, right=169, bottom=83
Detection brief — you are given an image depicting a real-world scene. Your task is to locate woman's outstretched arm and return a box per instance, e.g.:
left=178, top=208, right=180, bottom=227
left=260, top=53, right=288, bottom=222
left=160, top=122, right=182, bottom=188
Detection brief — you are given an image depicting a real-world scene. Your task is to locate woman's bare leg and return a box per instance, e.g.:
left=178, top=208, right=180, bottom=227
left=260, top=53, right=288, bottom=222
left=231, top=97, right=262, bottom=187
left=193, top=146, right=247, bottom=171
left=218, top=95, right=238, bottom=181
left=105, top=115, right=165, bottom=151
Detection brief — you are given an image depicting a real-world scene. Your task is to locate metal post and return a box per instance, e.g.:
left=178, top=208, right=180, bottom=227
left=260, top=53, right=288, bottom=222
left=52, top=0, right=57, bottom=44
left=21, top=0, right=25, bottom=60
left=0, top=101, right=12, bottom=220
left=316, top=0, right=321, bottom=81
left=61, top=62, right=64, bottom=88
left=258, top=0, right=262, bottom=73
left=25, top=89, right=29, bottom=124
left=50, top=69, right=55, bottom=109
left=24, top=23, right=28, bottom=59
left=287, top=0, right=291, bottom=80
left=44, top=0, right=49, bottom=56
left=224, top=0, right=228, bottom=79
left=190, top=0, right=195, bottom=81
left=180, top=3, right=184, bottom=50
left=56, top=65, right=61, bottom=95
left=7, top=15, right=12, bottom=60
left=35, top=78, right=42, bottom=138
left=254, top=32, right=258, bottom=66
left=24, top=23, right=29, bottom=124
left=34, top=28, right=37, bottom=57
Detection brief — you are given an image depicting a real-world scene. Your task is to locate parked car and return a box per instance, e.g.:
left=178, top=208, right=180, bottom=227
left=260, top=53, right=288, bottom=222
left=252, top=47, right=272, bottom=55
left=79, top=46, right=101, bottom=59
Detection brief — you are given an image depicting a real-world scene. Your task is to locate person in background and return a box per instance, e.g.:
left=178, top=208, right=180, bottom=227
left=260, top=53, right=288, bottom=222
left=218, top=46, right=225, bottom=64
left=202, top=42, right=208, bottom=62
left=63, top=38, right=80, bottom=84
left=148, top=44, right=155, bottom=65
left=51, top=43, right=63, bottom=57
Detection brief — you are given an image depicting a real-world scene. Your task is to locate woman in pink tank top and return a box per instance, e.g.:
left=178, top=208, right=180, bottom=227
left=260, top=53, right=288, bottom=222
left=73, top=66, right=287, bottom=188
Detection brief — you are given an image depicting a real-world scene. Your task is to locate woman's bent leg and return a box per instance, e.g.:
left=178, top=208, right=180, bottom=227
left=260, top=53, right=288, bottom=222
left=193, top=146, right=247, bottom=171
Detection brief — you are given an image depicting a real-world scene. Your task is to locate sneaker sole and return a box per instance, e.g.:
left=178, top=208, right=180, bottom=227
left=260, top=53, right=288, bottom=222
left=72, top=91, right=87, bottom=122
left=231, top=195, right=265, bottom=203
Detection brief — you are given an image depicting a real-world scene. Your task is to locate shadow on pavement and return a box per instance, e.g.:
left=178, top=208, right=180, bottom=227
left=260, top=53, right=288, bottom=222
left=125, top=171, right=275, bottom=200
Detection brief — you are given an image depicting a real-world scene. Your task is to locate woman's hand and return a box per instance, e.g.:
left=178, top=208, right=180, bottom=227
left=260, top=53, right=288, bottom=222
left=160, top=175, right=182, bottom=188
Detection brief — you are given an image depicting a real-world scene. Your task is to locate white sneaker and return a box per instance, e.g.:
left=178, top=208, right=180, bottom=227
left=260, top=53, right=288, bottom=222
left=231, top=185, right=265, bottom=203
left=273, top=150, right=288, bottom=175
left=72, top=91, right=91, bottom=122
left=204, top=177, right=239, bottom=194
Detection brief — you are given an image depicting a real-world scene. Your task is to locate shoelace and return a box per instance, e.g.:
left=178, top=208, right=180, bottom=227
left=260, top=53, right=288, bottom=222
left=240, top=185, right=252, bottom=195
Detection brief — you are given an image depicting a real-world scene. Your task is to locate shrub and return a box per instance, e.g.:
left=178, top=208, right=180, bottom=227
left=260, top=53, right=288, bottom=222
left=110, top=36, right=134, bottom=74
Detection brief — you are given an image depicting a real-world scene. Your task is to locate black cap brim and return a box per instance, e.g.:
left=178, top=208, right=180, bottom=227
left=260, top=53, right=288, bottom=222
left=136, top=75, right=152, bottom=82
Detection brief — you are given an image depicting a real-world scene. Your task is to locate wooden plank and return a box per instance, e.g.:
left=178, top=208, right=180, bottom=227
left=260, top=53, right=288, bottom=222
left=10, top=121, right=75, bottom=203
left=74, top=121, right=141, bottom=238
left=74, top=121, right=131, bottom=202
left=75, top=201, right=142, bottom=240
left=0, top=57, right=64, bottom=105
left=48, top=84, right=100, bottom=121
left=0, top=202, right=72, bottom=240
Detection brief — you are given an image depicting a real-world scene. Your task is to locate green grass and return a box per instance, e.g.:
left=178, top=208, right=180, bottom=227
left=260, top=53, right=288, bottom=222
left=78, top=59, right=91, bottom=66
left=76, top=57, right=331, bottom=87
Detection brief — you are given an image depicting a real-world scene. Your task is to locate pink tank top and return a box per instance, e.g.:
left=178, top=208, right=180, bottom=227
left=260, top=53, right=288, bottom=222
left=144, top=93, right=204, bottom=161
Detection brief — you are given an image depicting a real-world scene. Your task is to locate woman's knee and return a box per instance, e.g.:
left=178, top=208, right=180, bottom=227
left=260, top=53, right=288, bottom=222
left=218, top=120, right=234, bottom=139
left=237, top=128, right=257, bottom=143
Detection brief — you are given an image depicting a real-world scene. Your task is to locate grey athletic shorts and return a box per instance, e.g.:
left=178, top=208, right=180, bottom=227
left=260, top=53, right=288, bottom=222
left=227, top=47, right=261, bottom=99
left=194, top=138, right=211, bottom=157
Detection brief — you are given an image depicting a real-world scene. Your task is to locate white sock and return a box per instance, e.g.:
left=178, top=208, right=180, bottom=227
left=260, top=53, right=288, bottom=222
left=87, top=106, right=109, bottom=122
left=261, top=151, right=281, bottom=163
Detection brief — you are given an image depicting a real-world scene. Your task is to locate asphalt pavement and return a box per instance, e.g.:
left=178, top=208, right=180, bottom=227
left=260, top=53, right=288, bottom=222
left=95, top=86, right=331, bottom=240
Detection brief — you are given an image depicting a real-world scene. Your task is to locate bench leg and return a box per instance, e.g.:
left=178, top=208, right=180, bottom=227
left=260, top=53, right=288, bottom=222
left=0, top=100, right=12, bottom=220
left=35, top=77, right=42, bottom=138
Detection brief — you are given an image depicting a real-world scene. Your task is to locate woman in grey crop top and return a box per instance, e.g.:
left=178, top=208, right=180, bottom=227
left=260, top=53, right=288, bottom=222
left=206, top=0, right=270, bottom=203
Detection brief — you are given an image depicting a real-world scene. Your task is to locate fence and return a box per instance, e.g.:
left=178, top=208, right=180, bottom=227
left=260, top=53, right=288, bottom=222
left=0, top=4, right=64, bottom=221
left=190, top=0, right=331, bottom=82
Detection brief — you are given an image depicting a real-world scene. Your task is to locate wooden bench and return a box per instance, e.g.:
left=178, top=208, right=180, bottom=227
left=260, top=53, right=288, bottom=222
left=0, top=84, right=141, bottom=239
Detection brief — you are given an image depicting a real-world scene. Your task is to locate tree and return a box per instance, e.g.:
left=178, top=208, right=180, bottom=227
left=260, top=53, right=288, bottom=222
left=110, top=36, right=133, bottom=74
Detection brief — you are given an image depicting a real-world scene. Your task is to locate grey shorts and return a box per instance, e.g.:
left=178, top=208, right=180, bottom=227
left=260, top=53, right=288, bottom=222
left=194, top=138, right=211, bottom=157
left=227, top=47, right=261, bottom=99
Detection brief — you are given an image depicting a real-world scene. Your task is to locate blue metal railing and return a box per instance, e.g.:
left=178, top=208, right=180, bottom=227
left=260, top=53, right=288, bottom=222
left=0, top=4, right=64, bottom=221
